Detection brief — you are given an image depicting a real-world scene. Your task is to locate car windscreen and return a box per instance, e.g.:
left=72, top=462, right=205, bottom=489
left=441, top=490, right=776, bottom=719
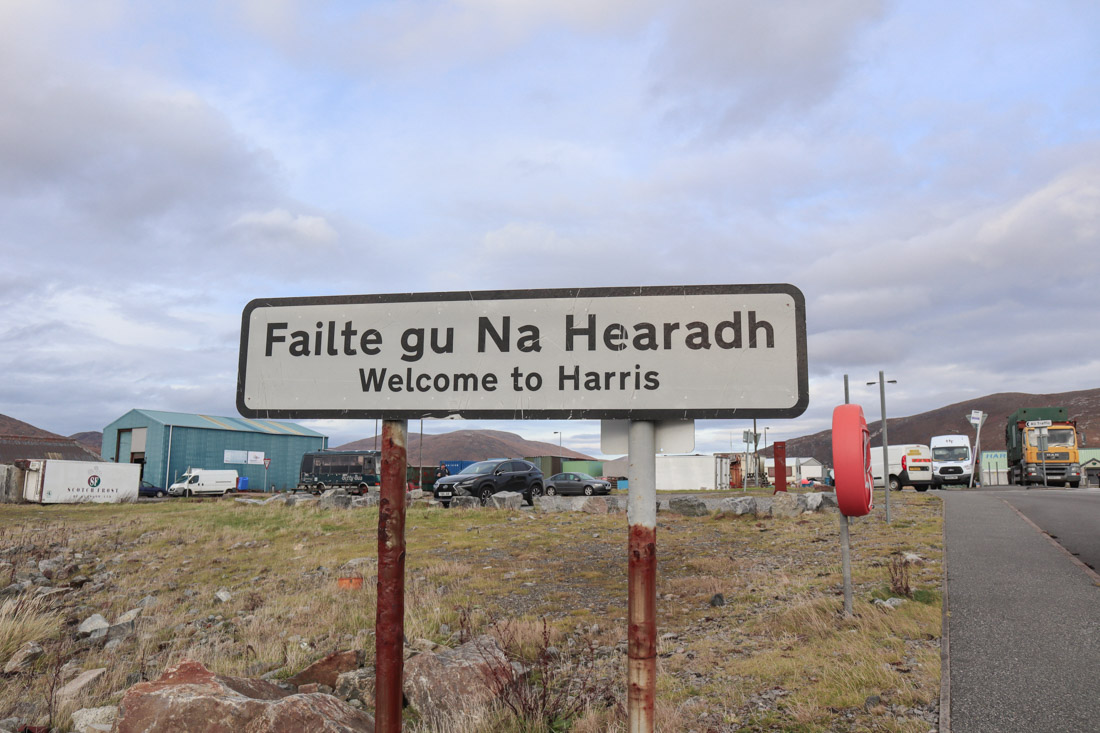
left=459, top=461, right=500, bottom=476
left=932, top=446, right=969, bottom=461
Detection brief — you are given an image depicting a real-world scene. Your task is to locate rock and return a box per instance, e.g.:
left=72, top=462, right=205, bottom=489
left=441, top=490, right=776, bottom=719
left=351, top=494, right=380, bottom=508
left=115, top=658, right=375, bottom=733
left=116, top=607, right=143, bottom=624
left=334, top=668, right=375, bottom=702
left=577, top=497, right=611, bottom=514
left=286, top=495, right=319, bottom=508
left=76, top=614, right=110, bottom=638
left=286, top=649, right=365, bottom=689
left=68, top=574, right=92, bottom=588
left=403, top=635, right=515, bottom=725
left=772, top=492, right=808, bottom=518
left=449, top=496, right=480, bottom=509
left=214, top=590, right=232, bottom=604
left=873, top=597, right=907, bottom=610
left=668, top=496, right=710, bottom=517
left=406, top=489, right=425, bottom=500
left=38, top=559, right=62, bottom=579
left=107, top=620, right=135, bottom=642
left=717, top=496, right=757, bottom=516
left=489, top=491, right=524, bottom=510
left=71, top=705, right=118, bottom=733
left=818, top=492, right=839, bottom=509
left=57, top=667, right=107, bottom=705
left=754, top=497, right=774, bottom=517
left=804, top=492, right=824, bottom=512
left=3, top=640, right=44, bottom=674
left=708, top=593, right=726, bottom=607
left=534, top=496, right=571, bottom=513
left=320, top=493, right=355, bottom=510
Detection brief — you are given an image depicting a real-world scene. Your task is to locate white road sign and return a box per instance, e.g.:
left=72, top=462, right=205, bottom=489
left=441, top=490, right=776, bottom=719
left=1026, top=419, right=1052, bottom=428
left=237, top=285, right=808, bottom=420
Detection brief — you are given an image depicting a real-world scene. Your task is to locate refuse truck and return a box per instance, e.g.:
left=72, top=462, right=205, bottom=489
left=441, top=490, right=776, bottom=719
left=17, top=459, right=141, bottom=503
left=1005, top=407, right=1082, bottom=487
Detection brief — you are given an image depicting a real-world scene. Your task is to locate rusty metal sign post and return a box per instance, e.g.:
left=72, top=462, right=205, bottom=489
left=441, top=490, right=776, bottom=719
left=375, top=420, right=407, bottom=732
left=627, top=421, right=658, bottom=731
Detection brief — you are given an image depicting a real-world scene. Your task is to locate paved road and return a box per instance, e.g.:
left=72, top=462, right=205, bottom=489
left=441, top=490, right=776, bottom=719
left=941, top=489, right=1100, bottom=733
left=1001, top=489, right=1100, bottom=572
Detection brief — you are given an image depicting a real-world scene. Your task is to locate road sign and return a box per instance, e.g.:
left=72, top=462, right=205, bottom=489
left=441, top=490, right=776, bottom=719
left=1026, top=419, right=1053, bottom=428
left=237, top=285, right=808, bottom=420
left=263, top=458, right=271, bottom=469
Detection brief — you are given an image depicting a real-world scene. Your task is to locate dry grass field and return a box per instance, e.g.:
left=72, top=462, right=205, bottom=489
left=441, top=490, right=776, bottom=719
left=0, top=490, right=942, bottom=732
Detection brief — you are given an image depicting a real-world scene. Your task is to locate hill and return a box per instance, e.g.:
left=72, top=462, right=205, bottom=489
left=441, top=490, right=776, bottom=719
left=337, top=429, right=594, bottom=466
left=774, top=387, right=1100, bottom=465
left=0, top=413, right=61, bottom=439
left=70, top=431, right=103, bottom=450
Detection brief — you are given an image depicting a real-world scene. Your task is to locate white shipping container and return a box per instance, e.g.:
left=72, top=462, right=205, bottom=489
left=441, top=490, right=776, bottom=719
left=656, top=454, right=729, bottom=491
left=20, top=459, right=141, bottom=504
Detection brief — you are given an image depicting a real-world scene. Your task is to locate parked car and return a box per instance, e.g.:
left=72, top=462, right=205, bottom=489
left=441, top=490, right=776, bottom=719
left=545, top=472, right=611, bottom=496
left=138, top=480, right=167, bottom=498
left=432, top=459, right=543, bottom=507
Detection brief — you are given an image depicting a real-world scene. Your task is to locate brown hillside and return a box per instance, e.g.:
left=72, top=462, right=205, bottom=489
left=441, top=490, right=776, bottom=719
left=773, top=387, right=1100, bottom=466
left=337, top=429, right=593, bottom=466
left=69, top=431, right=103, bottom=450
left=0, top=413, right=62, bottom=439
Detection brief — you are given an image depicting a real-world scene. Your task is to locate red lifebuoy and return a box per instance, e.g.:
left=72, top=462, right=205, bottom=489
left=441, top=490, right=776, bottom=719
left=832, top=404, right=873, bottom=517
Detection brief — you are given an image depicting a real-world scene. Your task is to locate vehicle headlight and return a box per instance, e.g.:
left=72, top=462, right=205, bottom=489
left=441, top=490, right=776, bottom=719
left=455, top=478, right=474, bottom=488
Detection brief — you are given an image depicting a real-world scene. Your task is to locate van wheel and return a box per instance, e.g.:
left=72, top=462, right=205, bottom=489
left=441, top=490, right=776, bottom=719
left=888, top=476, right=901, bottom=491
left=184, top=489, right=192, bottom=498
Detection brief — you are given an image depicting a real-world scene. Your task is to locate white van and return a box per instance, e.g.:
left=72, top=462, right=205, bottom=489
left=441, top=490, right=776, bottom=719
left=869, top=444, right=935, bottom=491
left=168, top=469, right=239, bottom=497
left=930, top=435, right=973, bottom=487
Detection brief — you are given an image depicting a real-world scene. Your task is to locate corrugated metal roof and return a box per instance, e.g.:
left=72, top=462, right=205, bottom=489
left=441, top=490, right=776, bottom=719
left=0, top=436, right=101, bottom=464
left=127, top=409, right=325, bottom=437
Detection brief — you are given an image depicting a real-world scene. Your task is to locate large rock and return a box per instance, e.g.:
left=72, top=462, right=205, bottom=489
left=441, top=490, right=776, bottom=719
left=116, top=658, right=374, bottom=733
left=319, top=494, right=355, bottom=510
left=489, top=491, right=524, bottom=510
left=772, top=492, right=809, bottom=517
left=577, top=496, right=612, bottom=514
left=717, top=496, right=757, bottom=516
left=333, top=668, right=375, bottom=703
left=534, top=496, right=571, bottom=513
left=71, top=705, right=118, bottom=733
left=449, top=496, right=480, bottom=509
left=3, top=640, right=43, bottom=674
left=753, top=497, right=774, bottom=517
left=668, top=496, right=710, bottom=517
left=818, top=491, right=839, bottom=509
left=57, top=668, right=107, bottom=705
left=804, top=492, right=824, bottom=512
left=76, top=614, right=110, bottom=638
left=351, top=495, right=380, bottom=508
left=286, top=649, right=365, bottom=689
left=403, top=635, right=515, bottom=725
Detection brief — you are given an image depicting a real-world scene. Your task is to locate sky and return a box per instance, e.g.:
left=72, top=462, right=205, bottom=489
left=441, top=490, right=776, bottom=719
left=2, top=0, right=1098, bottom=459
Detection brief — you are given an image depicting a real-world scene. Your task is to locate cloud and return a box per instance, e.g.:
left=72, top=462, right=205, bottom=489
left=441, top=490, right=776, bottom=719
left=231, top=208, right=339, bottom=249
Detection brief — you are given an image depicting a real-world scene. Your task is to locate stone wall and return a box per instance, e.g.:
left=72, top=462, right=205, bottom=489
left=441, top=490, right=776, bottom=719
left=0, top=463, right=27, bottom=503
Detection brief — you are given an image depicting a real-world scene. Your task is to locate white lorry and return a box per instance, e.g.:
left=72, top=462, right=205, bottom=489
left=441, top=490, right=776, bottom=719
left=930, top=435, right=973, bottom=487
left=168, top=469, right=239, bottom=497
left=869, top=444, right=935, bottom=491
left=18, top=459, right=140, bottom=504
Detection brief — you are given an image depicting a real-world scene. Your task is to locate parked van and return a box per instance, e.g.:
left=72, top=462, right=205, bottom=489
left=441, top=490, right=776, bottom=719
left=869, top=444, right=935, bottom=491
left=168, top=469, right=239, bottom=497
left=930, top=435, right=973, bottom=486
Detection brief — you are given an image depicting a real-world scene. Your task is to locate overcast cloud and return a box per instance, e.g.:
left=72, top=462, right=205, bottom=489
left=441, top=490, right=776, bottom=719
left=2, top=0, right=1097, bottom=458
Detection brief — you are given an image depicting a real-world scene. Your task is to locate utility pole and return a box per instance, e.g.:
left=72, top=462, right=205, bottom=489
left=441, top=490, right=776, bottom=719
left=867, top=372, right=897, bottom=524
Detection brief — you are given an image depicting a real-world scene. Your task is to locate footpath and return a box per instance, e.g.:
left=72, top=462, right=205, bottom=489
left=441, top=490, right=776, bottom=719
left=940, top=490, right=1100, bottom=733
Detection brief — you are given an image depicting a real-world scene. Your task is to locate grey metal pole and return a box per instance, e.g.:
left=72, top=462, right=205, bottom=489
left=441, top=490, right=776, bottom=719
left=844, top=374, right=850, bottom=405
left=627, top=420, right=657, bottom=732
left=839, top=511, right=853, bottom=616
left=878, top=372, right=891, bottom=524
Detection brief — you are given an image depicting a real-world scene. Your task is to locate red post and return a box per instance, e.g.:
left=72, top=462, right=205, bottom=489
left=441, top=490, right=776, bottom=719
left=774, top=441, right=787, bottom=493
left=375, top=419, right=408, bottom=732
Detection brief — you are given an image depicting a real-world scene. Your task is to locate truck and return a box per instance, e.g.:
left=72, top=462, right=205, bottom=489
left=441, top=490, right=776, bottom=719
left=17, top=459, right=140, bottom=504
left=869, top=444, right=935, bottom=491
left=1005, top=407, right=1082, bottom=487
left=168, top=468, right=239, bottom=497
left=930, top=435, right=973, bottom=487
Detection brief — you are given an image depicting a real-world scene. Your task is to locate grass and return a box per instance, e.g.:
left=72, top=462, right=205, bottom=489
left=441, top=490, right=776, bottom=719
left=0, top=489, right=942, bottom=731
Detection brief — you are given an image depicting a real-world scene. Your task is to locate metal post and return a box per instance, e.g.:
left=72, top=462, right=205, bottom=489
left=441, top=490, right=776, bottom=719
left=627, top=420, right=657, bottom=733
left=839, top=512, right=853, bottom=616
left=375, top=419, right=408, bottom=733
left=1041, top=429, right=1048, bottom=488
left=418, top=418, right=424, bottom=489
left=877, top=372, right=891, bottom=523
left=753, top=418, right=759, bottom=487
left=844, top=374, right=850, bottom=405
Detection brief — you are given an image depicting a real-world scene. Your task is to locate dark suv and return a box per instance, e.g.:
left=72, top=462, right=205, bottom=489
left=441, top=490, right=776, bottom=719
left=433, top=459, right=544, bottom=507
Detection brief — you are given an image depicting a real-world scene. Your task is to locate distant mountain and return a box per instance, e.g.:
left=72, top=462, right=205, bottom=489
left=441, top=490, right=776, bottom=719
left=772, top=387, right=1100, bottom=465
left=69, top=431, right=103, bottom=450
left=337, top=429, right=594, bottom=466
left=0, top=413, right=62, bottom=439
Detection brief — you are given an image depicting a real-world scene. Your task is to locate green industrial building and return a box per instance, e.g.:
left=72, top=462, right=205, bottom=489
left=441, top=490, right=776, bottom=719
left=102, top=409, right=327, bottom=491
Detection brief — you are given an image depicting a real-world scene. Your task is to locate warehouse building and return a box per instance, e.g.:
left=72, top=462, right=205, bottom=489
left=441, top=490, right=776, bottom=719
left=102, top=409, right=327, bottom=491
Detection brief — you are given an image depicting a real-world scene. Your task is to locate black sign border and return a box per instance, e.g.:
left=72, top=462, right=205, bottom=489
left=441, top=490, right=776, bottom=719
left=237, top=284, right=808, bottom=421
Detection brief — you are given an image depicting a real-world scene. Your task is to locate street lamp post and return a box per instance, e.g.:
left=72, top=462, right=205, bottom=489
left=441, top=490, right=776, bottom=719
left=553, top=431, right=562, bottom=470
left=867, top=372, right=897, bottom=524
left=762, top=427, right=769, bottom=485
